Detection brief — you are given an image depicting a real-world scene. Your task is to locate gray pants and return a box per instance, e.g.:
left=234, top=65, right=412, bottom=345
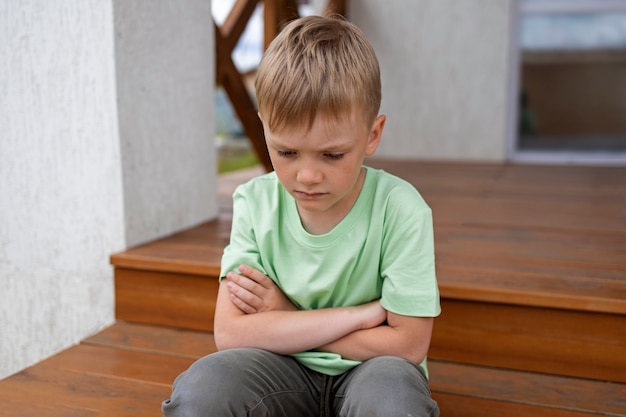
left=162, top=348, right=439, bottom=417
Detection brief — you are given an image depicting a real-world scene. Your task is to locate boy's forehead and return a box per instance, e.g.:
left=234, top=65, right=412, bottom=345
left=265, top=113, right=366, bottom=148
left=261, top=107, right=368, bottom=133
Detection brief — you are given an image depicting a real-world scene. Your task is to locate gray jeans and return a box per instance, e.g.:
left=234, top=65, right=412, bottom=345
left=162, top=348, right=439, bottom=417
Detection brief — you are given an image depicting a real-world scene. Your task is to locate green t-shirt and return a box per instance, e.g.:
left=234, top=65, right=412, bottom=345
left=220, top=166, right=441, bottom=376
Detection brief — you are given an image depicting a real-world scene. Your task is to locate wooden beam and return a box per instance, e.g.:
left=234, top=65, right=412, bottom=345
left=215, top=19, right=272, bottom=171
left=325, top=0, right=347, bottom=17
left=263, top=0, right=300, bottom=50
left=220, top=0, right=260, bottom=55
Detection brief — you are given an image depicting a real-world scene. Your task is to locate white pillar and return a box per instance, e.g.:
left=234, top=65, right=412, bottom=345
left=114, top=0, right=217, bottom=247
left=0, top=0, right=217, bottom=379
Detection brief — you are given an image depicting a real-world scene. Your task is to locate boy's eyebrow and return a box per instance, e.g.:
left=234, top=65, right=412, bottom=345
left=267, top=135, right=353, bottom=151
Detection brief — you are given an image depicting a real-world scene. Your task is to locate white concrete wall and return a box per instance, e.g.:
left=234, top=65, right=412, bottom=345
left=114, top=1, right=217, bottom=247
left=350, top=0, right=514, bottom=161
left=0, top=0, right=217, bottom=379
left=0, top=0, right=124, bottom=379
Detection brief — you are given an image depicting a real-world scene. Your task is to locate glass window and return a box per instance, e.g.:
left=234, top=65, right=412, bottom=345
left=517, top=0, right=626, bottom=153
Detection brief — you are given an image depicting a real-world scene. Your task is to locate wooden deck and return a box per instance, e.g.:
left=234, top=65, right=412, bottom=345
left=1, top=159, right=625, bottom=416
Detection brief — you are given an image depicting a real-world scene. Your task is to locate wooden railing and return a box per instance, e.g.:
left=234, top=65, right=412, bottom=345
left=214, top=0, right=346, bottom=172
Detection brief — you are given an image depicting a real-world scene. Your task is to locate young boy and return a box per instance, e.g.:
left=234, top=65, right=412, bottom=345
left=162, top=15, right=440, bottom=417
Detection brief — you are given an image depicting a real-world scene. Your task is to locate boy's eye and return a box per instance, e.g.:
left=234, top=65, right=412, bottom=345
left=325, top=153, right=344, bottom=160
left=276, top=150, right=296, bottom=158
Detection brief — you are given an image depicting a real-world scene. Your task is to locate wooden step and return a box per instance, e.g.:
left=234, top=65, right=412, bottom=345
left=111, top=161, right=626, bottom=383
left=430, top=299, right=626, bottom=383
left=2, top=322, right=624, bottom=416
left=111, top=217, right=229, bottom=332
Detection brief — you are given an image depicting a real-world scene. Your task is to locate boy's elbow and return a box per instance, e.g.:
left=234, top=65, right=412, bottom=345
left=397, top=335, right=431, bottom=365
left=406, top=347, right=429, bottom=365
left=394, top=341, right=428, bottom=365
left=214, top=326, right=239, bottom=351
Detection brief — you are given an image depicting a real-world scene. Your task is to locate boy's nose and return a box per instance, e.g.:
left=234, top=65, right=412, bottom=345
left=296, top=162, right=322, bottom=185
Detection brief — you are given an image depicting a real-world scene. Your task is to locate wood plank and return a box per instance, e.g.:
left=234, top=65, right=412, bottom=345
left=76, top=323, right=626, bottom=415
left=0, top=366, right=170, bottom=417
left=432, top=392, right=604, bottom=417
left=219, top=0, right=259, bottom=55
left=437, top=262, right=626, bottom=314
left=39, top=344, right=193, bottom=386
left=435, top=224, right=626, bottom=313
left=79, top=323, right=626, bottom=416
left=430, top=300, right=626, bottom=383
left=110, top=220, right=230, bottom=276
left=367, top=159, right=626, bottom=191
left=0, top=400, right=99, bottom=417
left=429, top=361, right=626, bottom=416
left=216, top=161, right=626, bottom=313
left=83, top=321, right=216, bottom=359
left=367, top=158, right=626, bottom=232
left=437, top=224, right=625, bottom=272
left=115, top=268, right=219, bottom=332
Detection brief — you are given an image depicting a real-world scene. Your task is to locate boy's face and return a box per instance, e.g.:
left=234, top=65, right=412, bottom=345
left=260, top=111, right=385, bottom=232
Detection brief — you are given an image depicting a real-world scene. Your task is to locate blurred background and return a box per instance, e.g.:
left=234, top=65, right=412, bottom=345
left=214, top=0, right=626, bottom=171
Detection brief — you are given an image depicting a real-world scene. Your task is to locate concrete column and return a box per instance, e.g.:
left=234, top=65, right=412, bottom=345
left=0, top=0, right=217, bottom=379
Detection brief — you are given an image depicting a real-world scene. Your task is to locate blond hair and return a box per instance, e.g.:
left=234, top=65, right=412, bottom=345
left=255, top=15, right=381, bottom=132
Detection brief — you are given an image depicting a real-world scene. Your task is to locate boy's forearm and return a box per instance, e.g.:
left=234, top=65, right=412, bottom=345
left=318, top=316, right=434, bottom=365
left=214, top=281, right=386, bottom=354
left=216, top=307, right=368, bottom=354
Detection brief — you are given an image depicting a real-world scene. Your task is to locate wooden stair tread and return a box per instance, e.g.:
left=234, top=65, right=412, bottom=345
left=84, top=323, right=626, bottom=414
left=110, top=220, right=231, bottom=277
left=110, top=220, right=626, bottom=314
left=2, top=322, right=625, bottom=416
left=83, top=321, right=216, bottom=359
left=112, top=160, right=626, bottom=315
left=112, top=224, right=626, bottom=314
left=431, top=360, right=626, bottom=416
left=39, top=344, right=194, bottom=386
left=0, top=365, right=170, bottom=417
left=368, top=159, right=626, bottom=232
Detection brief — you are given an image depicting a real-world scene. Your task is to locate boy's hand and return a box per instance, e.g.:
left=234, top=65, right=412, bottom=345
left=226, top=264, right=297, bottom=314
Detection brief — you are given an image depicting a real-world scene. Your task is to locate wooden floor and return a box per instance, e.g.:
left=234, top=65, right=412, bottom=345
left=1, top=159, right=625, bottom=416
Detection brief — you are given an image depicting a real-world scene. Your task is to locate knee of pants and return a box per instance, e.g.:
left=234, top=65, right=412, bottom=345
left=162, top=348, right=266, bottom=416
left=338, top=356, right=439, bottom=417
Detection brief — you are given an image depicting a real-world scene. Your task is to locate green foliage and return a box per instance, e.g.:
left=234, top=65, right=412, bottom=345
left=218, top=147, right=260, bottom=174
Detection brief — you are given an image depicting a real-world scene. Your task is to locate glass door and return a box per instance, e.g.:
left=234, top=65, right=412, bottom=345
left=511, top=0, right=626, bottom=164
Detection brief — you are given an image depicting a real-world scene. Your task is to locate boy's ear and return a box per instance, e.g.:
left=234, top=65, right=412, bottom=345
left=365, top=115, right=385, bottom=156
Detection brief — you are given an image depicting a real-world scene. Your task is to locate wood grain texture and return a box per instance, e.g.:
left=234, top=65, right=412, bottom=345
left=1, top=322, right=625, bottom=416
left=431, top=299, right=626, bottom=383
left=0, top=366, right=170, bottom=417
left=114, top=268, right=219, bottom=332
left=12, top=161, right=623, bottom=416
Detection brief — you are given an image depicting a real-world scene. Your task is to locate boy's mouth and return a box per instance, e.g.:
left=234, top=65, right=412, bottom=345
left=295, top=190, right=327, bottom=199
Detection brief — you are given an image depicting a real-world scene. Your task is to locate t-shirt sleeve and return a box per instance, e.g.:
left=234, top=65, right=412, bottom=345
left=219, top=184, right=268, bottom=280
left=379, top=186, right=441, bottom=317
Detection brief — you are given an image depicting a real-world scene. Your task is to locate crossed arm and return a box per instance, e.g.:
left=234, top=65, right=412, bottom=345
left=213, top=264, right=434, bottom=365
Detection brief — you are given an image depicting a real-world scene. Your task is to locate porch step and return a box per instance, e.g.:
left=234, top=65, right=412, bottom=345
left=1, top=322, right=624, bottom=417
left=112, top=220, right=226, bottom=331
left=109, top=160, right=626, bottom=413
left=111, top=223, right=626, bottom=383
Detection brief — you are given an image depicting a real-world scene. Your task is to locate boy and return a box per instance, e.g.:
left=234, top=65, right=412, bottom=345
left=163, top=14, right=440, bottom=417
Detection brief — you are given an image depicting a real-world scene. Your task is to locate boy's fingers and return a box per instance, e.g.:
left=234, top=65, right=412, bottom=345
left=239, top=265, right=273, bottom=288
left=229, top=294, right=256, bottom=314
left=227, top=279, right=262, bottom=307
left=228, top=272, right=263, bottom=294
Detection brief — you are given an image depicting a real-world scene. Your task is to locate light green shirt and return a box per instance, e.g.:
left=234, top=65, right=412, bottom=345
left=220, top=166, right=441, bottom=376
